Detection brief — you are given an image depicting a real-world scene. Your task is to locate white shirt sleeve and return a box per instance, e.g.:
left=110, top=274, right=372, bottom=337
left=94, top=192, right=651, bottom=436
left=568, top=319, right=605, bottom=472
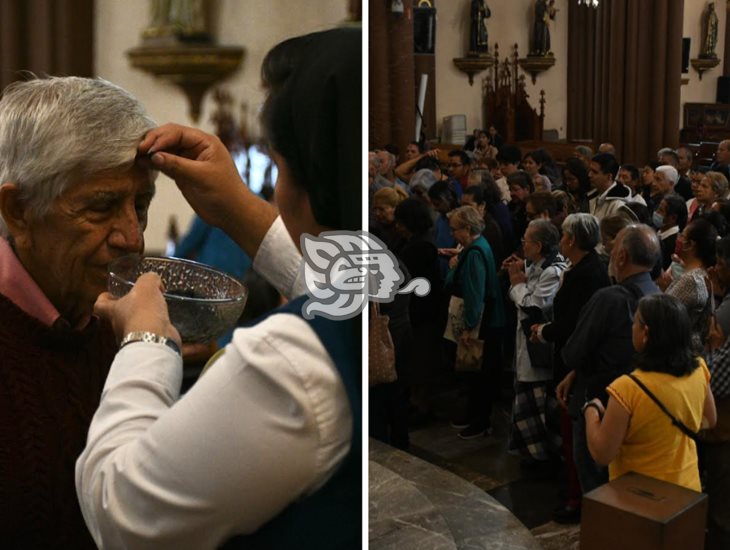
left=509, top=266, right=561, bottom=311
left=75, top=315, right=352, bottom=550
left=253, top=216, right=307, bottom=299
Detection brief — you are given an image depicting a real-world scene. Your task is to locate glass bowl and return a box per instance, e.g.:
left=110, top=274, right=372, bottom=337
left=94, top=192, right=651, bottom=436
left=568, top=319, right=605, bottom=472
left=108, top=255, right=248, bottom=343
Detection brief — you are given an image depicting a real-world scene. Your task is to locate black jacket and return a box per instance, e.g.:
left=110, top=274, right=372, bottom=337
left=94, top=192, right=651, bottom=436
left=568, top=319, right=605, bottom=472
left=541, top=250, right=611, bottom=382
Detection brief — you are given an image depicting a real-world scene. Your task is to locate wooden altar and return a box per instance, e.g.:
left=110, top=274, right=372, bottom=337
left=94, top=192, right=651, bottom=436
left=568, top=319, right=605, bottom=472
left=482, top=44, right=545, bottom=143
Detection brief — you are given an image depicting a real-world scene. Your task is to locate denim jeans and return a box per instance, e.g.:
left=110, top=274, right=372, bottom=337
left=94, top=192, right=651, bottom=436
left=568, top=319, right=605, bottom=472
left=572, top=415, right=608, bottom=494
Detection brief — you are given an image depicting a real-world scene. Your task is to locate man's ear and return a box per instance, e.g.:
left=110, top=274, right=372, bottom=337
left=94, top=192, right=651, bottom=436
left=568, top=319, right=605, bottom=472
left=0, top=184, right=32, bottom=247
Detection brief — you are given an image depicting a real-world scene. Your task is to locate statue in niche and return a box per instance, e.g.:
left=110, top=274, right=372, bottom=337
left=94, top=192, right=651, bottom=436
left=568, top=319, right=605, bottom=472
left=530, top=0, right=557, bottom=57
left=144, top=0, right=209, bottom=43
left=469, top=0, right=491, bottom=55
left=701, top=2, right=719, bottom=59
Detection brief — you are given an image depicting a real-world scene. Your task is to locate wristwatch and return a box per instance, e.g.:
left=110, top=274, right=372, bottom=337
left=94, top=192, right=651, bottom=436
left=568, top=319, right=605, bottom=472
left=581, top=401, right=604, bottom=420
left=120, top=331, right=181, bottom=357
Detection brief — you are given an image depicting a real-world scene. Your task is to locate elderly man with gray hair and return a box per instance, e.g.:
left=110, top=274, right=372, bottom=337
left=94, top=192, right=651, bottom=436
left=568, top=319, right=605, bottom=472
left=557, top=224, right=660, bottom=494
left=0, top=76, right=157, bottom=547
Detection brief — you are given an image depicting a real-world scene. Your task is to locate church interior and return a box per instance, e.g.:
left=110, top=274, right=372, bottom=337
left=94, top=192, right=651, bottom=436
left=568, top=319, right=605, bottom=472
left=2, top=0, right=730, bottom=548
left=370, top=1, right=730, bottom=549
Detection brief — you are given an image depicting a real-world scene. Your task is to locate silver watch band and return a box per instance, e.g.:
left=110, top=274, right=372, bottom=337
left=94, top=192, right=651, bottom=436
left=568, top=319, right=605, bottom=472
left=120, top=331, right=181, bottom=357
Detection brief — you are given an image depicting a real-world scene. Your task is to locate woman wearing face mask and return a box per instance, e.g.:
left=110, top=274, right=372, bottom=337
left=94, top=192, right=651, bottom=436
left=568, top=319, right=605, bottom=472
left=663, top=217, right=718, bottom=354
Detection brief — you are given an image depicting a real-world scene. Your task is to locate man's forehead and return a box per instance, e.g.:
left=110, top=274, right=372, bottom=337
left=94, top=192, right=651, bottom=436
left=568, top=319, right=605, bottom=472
left=65, top=170, right=155, bottom=197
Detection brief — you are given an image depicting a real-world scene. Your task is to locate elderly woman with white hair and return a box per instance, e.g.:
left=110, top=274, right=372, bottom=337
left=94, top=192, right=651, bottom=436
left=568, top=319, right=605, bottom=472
left=650, top=164, right=680, bottom=205
left=444, top=205, right=505, bottom=439
left=503, top=219, right=567, bottom=470
left=0, top=76, right=157, bottom=548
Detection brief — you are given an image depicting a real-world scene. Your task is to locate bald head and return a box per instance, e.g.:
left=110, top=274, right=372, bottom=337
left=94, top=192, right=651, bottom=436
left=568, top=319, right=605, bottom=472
left=598, top=143, right=616, bottom=156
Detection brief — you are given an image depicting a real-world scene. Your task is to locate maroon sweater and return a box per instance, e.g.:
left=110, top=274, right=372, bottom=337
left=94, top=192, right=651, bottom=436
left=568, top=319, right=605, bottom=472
left=0, top=292, right=116, bottom=548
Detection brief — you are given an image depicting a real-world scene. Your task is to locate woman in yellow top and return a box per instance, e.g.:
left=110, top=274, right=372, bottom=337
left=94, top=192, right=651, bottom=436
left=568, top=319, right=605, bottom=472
left=584, top=294, right=716, bottom=491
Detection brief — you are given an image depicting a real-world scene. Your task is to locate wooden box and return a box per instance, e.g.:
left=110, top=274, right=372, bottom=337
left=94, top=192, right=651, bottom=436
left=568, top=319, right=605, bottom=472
left=580, top=471, right=707, bottom=550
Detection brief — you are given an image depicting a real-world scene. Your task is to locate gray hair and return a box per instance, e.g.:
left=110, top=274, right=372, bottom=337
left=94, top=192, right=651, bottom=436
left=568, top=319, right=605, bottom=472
left=704, top=171, right=729, bottom=198
left=657, top=146, right=675, bottom=158
left=677, top=146, right=694, bottom=162
left=562, top=213, right=600, bottom=251
left=410, top=168, right=438, bottom=191
left=619, top=224, right=661, bottom=269
left=448, top=205, right=485, bottom=235
left=0, top=76, right=156, bottom=236
left=655, top=165, right=679, bottom=186
left=527, top=219, right=560, bottom=256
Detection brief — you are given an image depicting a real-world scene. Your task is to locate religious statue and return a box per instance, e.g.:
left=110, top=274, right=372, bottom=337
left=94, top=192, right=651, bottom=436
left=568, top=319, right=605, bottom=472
left=143, top=0, right=209, bottom=43
left=530, top=0, right=557, bottom=57
left=469, top=0, right=491, bottom=55
left=701, top=2, right=719, bottom=59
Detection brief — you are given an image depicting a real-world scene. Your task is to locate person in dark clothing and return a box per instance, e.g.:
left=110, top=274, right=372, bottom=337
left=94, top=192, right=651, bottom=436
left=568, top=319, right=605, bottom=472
left=507, top=170, right=534, bottom=253
left=468, top=169, right=514, bottom=249
left=531, top=213, right=610, bottom=523
left=563, top=157, right=591, bottom=214
left=659, top=148, right=693, bottom=201
left=462, top=183, right=507, bottom=265
left=428, top=180, right=460, bottom=279
left=558, top=224, right=661, bottom=494
left=370, top=259, right=412, bottom=450
left=393, top=199, right=444, bottom=420
left=653, top=193, right=687, bottom=270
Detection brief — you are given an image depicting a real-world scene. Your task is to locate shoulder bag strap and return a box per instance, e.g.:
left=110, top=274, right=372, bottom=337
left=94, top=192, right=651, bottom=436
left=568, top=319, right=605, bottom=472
left=627, top=374, right=699, bottom=441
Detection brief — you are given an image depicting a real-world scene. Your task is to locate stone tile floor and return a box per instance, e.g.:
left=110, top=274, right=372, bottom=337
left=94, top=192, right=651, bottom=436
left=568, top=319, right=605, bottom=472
left=402, top=376, right=581, bottom=550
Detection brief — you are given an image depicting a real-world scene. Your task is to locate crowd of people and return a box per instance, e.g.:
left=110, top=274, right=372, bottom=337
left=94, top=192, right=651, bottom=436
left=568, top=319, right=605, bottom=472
left=368, top=134, right=730, bottom=548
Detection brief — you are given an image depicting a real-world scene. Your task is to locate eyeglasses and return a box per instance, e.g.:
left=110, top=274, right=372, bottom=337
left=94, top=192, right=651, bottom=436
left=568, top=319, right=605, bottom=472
left=448, top=163, right=463, bottom=169
left=521, top=238, right=538, bottom=244
left=450, top=225, right=466, bottom=232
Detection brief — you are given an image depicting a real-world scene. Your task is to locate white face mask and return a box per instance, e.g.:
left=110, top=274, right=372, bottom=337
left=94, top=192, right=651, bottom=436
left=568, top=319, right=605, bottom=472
left=670, top=260, right=685, bottom=280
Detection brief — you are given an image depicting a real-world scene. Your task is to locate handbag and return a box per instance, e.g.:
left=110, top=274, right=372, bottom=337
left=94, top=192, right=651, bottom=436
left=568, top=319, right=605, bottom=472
left=455, top=337, right=484, bottom=372
left=444, top=295, right=467, bottom=343
left=627, top=374, right=699, bottom=441
left=369, top=301, right=397, bottom=386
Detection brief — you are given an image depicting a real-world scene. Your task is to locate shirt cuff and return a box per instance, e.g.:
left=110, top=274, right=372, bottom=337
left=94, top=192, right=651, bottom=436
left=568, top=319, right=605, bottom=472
left=104, top=342, right=183, bottom=399
left=252, top=216, right=306, bottom=299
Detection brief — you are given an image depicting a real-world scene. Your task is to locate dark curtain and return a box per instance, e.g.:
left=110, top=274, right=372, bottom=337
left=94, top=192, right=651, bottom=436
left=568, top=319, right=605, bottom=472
left=567, top=0, right=684, bottom=165
left=0, top=0, right=93, bottom=90
left=369, top=1, right=416, bottom=150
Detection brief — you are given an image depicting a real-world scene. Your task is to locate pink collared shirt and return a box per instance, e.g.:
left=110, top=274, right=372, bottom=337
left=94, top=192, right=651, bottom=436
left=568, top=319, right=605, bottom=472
left=0, top=237, right=60, bottom=326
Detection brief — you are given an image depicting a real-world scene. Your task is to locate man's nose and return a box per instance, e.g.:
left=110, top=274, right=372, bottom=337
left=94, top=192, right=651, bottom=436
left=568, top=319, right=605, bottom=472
left=108, top=205, right=144, bottom=252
